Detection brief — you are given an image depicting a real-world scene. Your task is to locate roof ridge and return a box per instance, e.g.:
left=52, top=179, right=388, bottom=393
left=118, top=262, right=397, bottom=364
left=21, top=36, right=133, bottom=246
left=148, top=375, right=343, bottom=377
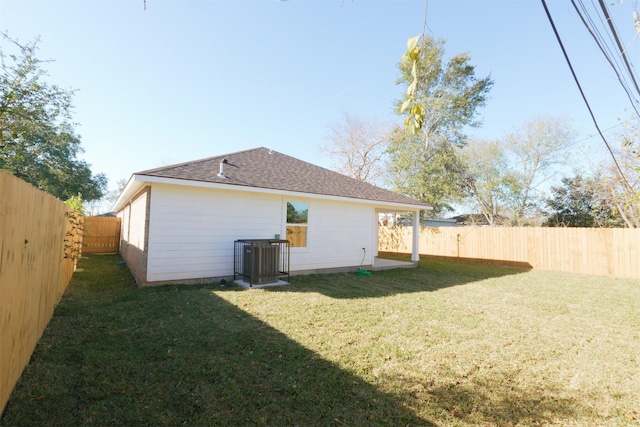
left=135, top=147, right=269, bottom=175
left=132, top=146, right=430, bottom=208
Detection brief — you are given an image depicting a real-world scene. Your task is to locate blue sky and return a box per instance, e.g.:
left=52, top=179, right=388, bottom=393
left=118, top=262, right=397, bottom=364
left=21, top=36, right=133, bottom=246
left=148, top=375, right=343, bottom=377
left=2, top=0, right=639, bottom=198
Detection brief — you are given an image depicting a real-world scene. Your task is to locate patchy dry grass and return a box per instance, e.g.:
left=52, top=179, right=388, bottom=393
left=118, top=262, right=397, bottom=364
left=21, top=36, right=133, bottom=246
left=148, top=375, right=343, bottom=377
left=1, top=253, right=639, bottom=426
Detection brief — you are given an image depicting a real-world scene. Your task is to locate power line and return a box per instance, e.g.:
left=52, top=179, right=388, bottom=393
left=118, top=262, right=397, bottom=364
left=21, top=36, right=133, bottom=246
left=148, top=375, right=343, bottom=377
left=573, top=118, right=636, bottom=145
left=598, top=0, right=640, bottom=100
left=422, top=0, right=432, bottom=35
left=571, top=0, right=640, bottom=118
left=540, top=0, right=636, bottom=194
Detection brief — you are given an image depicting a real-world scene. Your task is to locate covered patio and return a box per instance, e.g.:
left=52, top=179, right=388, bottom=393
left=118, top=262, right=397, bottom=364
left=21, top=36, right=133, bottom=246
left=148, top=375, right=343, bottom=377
left=374, top=207, right=428, bottom=266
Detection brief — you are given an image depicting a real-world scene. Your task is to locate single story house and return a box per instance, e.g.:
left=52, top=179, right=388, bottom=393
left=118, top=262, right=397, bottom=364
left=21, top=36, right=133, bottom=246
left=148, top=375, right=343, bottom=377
left=114, top=147, right=431, bottom=286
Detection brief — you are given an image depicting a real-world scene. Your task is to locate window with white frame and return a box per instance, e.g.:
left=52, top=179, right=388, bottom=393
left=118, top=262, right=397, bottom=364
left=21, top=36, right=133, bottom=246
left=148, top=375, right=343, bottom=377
left=286, top=201, right=308, bottom=248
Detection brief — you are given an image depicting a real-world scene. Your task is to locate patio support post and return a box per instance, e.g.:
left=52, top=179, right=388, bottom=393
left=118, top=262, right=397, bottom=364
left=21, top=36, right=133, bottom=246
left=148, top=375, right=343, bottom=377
left=373, top=209, right=379, bottom=257
left=412, top=210, right=420, bottom=262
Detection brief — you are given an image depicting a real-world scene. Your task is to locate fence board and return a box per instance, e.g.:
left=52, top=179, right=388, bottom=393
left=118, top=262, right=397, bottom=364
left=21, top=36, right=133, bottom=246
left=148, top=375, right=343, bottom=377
left=379, top=225, right=640, bottom=279
left=83, top=216, right=121, bottom=253
left=285, top=225, right=307, bottom=248
left=0, top=170, right=81, bottom=415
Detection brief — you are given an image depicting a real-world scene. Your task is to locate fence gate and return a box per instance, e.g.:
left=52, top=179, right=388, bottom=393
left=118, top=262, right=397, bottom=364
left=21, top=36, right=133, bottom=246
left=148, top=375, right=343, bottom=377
left=83, top=216, right=121, bottom=253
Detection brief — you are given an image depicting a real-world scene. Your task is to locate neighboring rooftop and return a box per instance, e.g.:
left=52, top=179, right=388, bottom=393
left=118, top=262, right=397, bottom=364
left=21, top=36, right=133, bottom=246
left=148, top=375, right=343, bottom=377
left=450, top=214, right=509, bottom=226
left=136, top=147, right=430, bottom=208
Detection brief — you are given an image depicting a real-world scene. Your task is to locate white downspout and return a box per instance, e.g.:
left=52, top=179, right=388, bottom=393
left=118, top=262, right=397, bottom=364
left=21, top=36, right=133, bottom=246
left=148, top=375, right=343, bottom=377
left=412, top=210, right=420, bottom=262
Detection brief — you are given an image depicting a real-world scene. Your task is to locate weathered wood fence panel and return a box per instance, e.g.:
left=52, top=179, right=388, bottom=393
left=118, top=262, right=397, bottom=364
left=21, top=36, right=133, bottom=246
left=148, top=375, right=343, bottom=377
left=0, top=170, right=81, bottom=415
left=83, top=216, right=120, bottom=253
left=379, top=226, right=640, bottom=279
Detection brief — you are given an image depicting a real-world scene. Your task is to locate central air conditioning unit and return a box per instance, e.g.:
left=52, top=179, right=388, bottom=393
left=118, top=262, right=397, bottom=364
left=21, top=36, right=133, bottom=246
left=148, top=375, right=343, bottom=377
left=234, top=239, right=290, bottom=286
left=244, top=243, right=279, bottom=284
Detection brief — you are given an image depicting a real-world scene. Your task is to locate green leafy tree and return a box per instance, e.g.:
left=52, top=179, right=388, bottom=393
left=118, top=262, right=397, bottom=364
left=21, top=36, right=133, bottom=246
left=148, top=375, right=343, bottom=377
left=286, top=202, right=307, bottom=224
left=544, top=175, right=622, bottom=227
left=64, top=193, right=85, bottom=216
left=398, top=35, right=493, bottom=147
left=0, top=33, right=106, bottom=201
left=388, top=35, right=493, bottom=215
left=458, top=138, right=517, bottom=226
left=387, top=128, right=466, bottom=215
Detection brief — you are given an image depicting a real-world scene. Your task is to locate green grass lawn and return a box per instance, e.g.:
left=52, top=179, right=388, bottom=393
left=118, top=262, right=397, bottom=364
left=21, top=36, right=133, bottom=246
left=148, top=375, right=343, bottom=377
left=1, top=253, right=639, bottom=426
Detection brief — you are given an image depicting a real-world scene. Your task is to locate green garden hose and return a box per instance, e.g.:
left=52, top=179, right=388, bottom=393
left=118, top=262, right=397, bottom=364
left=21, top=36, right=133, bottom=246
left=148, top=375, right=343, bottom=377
left=355, top=248, right=372, bottom=276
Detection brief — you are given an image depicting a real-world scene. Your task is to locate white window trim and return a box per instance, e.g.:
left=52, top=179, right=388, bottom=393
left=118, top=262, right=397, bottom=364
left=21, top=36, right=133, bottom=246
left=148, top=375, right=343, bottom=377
left=283, top=199, right=310, bottom=251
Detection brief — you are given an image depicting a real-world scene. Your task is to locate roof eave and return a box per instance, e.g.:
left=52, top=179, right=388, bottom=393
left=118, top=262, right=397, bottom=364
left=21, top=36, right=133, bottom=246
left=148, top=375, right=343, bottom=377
left=113, top=174, right=146, bottom=212
left=120, top=174, right=431, bottom=211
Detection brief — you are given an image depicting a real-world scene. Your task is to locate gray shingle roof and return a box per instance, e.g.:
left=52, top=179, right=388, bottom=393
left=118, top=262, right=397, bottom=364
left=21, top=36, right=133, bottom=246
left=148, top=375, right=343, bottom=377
left=136, top=147, right=429, bottom=208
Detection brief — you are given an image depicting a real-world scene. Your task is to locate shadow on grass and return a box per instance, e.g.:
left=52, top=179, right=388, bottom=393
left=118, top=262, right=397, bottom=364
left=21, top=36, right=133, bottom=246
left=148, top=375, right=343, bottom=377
left=389, top=373, right=585, bottom=425
left=3, top=254, right=598, bottom=426
left=262, top=255, right=532, bottom=299
left=1, top=255, right=433, bottom=426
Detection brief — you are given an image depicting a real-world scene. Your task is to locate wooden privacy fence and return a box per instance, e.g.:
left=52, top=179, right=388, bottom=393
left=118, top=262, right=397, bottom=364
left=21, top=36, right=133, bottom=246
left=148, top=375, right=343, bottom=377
left=379, top=225, right=640, bottom=279
left=285, top=225, right=307, bottom=248
left=0, top=170, right=82, bottom=415
left=83, top=216, right=120, bottom=253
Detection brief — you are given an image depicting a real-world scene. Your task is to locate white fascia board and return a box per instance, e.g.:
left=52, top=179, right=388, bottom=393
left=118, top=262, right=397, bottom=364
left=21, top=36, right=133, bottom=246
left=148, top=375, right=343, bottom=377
left=113, top=175, right=145, bottom=212
left=130, top=175, right=431, bottom=212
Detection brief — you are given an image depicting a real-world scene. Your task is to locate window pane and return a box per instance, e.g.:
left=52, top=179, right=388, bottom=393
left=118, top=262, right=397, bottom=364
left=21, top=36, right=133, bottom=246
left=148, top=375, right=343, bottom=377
left=286, top=225, right=307, bottom=247
left=286, top=202, right=308, bottom=224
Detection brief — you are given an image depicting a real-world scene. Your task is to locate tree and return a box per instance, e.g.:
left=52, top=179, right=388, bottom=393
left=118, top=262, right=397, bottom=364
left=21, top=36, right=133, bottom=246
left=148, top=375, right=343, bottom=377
left=543, top=174, right=622, bottom=227
left=593, top=150, right=640, bottom=228
left=64, top=193, right=86, bottom=216
left=502, top=115, right=574, bottom=225
left=387, top=127, right=466, bottom=215
left=322, top=112, right=389, bottom=185
left=458, top=138, right=517, bottom=226
left=84, top=178, right=128, bottom=215
left=600, top=118, right=640, bottom=228
left=398, top=35, right=493, bottom=147
left=0, top=33, right=106, bottom=201
left=387, top=35, right=493, bottom=215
